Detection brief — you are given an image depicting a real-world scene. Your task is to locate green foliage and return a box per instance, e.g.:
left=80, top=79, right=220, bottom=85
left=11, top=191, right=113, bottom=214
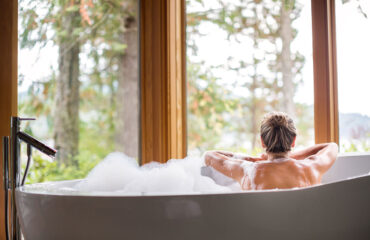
left=187, top=0, right=310, bottom=154
left=24, top=121, right=114, bottom=184
left=25, top=153, right=99, bottom=184
left=341, top=140, right=370, bottom=153
left=342, top=0, right=368, bottom=18
left=19, top=0, right=367, bottom=186
left=111, top=42, right=128, bottom=53
left=66, top=5, right=80, bottom=12
left=187, top=61, right=237, bottom=152
left=19, top=0, right=136, bottom=179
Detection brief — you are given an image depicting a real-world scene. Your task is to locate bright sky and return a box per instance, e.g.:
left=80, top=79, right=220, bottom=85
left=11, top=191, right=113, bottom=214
left=187, top=0, right=370, bottom=117
left=19, top=0, right=370, bottom=117
left=336, top=0, right=370, bottom=116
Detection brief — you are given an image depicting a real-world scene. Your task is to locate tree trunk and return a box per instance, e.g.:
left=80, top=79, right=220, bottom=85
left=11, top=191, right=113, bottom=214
left=250, top=6, right=259, bottom=150
left=54, top=11, right=80, bottom=166
left=250, top=84, right=258, bottom=150
left=280, top=5, right=295, bottom=117
left=115, top=9, right=139, bottom=158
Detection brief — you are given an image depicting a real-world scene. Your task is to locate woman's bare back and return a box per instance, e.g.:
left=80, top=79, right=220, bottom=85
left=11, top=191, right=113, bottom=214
left=204, top=143, right=338, bottom=190
left=242, top=159, right=320, bottom=190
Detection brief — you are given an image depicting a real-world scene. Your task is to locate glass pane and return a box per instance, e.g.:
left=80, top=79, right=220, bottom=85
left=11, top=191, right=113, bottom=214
left=186, top=0, right=314, bottom=155
left=336, top=0, right=370, bottom=153
left=18, top=0, right=139, bottom=183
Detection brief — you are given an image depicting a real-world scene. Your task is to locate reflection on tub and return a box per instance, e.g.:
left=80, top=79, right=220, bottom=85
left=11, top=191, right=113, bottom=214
left=165, top=199, right=202, bottom=219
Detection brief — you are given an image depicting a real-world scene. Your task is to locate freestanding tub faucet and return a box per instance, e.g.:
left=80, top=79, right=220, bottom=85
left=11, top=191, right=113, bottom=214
left=2, top=117, right=57, bottom=240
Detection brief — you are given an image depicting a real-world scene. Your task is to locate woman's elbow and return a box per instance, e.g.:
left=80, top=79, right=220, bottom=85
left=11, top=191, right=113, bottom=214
left=329, top=142, right=339, bottom=154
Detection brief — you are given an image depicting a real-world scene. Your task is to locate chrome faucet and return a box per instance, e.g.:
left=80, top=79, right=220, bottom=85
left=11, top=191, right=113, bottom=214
left=2, top=117, right=57, bottom=240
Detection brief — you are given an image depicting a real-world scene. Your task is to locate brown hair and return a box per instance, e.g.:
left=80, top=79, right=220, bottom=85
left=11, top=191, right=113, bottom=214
left=260, top=112, right=297, bottom=153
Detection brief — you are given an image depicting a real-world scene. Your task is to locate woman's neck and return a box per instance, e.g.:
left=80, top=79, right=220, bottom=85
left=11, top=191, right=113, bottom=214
left=267, top=152, right=289, bottom=161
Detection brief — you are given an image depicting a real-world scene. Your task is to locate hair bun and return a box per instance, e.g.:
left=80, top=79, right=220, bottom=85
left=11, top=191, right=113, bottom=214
left=268, top=113, right=288, bottom=128
left=260, top=112, right=297, bottom=153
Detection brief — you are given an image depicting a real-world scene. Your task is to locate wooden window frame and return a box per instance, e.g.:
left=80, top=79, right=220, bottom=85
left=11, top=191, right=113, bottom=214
left=311, top=0, right=339, bottom=144
left=0, top=0, right=340, bottom=238
left=140, top=0, right=187, bottom=164
left=0, top=1, right=18, bottom=239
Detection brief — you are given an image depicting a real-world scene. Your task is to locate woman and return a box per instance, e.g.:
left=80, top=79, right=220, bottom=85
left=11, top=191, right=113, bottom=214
left=204, top=112, right=338, bottom=190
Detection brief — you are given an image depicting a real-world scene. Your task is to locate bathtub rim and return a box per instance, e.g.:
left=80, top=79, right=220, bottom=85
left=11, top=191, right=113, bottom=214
left=16, top=153, right=370, bottom=197
left=338, top=152, right=370, bottom=157
left=16, top=173, right=370, bottom=198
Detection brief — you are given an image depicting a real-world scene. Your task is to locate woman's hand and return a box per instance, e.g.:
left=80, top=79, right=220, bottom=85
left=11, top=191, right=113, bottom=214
left=203, top=151, right=228, bottom=166
left=203, top=151, right=212, bottom=166
left=260, top=153, right=268, bottom=160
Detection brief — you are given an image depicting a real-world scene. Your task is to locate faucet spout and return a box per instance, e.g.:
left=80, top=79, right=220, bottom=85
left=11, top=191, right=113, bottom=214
left=3, top=116, right=57, bottom=240
left=17, top=132, right=57, bottom=158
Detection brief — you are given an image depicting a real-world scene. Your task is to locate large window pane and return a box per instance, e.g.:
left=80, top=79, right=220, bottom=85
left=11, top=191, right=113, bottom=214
left=186, top=0, right=314, bottom=155
left=336, top=0, right=370, bottom=153
left=18, top=0, right=139, bottom=182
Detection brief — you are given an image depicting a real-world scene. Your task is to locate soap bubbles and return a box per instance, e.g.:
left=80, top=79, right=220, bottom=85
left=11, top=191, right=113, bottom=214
left=75, top=152, right=241, bottom=195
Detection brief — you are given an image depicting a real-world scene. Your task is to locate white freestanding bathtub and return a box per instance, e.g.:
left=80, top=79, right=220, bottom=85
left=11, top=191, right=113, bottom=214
left=16, top=154, right=370, bottom=240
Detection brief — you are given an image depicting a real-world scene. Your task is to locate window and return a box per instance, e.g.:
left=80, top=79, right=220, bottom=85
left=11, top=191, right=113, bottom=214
left=5, top=0, right=368, bottom=187
left=2, top=1, right=346, bottom=239
left=336, top=0, right=370, bottom=153
left=18, top=0, right=139, bottom=182
left=186, top=0, right=314, bottom=155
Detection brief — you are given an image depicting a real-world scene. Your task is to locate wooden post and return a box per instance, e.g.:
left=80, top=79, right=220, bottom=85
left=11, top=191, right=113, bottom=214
left=166, top=0, right=187, bottom=160
left=140, top=0, right=187, bottom=164
left=311, top=0, right=339, bottom=144
left=0, top=0, right=18, bottom=239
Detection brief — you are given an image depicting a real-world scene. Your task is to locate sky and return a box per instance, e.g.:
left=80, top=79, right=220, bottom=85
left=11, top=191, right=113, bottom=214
left=19, top=0, right=370, bottom=117
left=336, top=0, right=370, bottom=116
left=186, top=0, right=370, bottom=117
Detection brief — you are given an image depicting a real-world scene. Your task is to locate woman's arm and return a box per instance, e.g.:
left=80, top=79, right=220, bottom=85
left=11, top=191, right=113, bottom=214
left=289, top=143, right=333, bottom=160
left=234, top=152, right=267, bottom=162
left=203, top=151, right=244, bottom=183
left=307, top=143, right=338, bottom=173
left=289, top=143, right=338, bottom=175
left=211, top=150, right=267, bottom=162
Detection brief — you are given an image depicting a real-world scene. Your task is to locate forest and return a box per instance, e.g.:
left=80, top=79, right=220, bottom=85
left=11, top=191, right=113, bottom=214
left=18, top=0, right=369, bottom=183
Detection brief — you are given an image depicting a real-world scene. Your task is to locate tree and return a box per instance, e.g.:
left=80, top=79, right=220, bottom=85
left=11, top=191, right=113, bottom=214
left=20, top=0, right=140, bottom=166
left=186, top=0, right=307, bottom=152
left=187, top=61, right=237, bottom=153
left=54, top=7, right=81, bottom=165
left=115, top=1, right=139, bottom=158
left=19, top=0, right=87, bottom=165
left=280, top=3, right=295, bottom=116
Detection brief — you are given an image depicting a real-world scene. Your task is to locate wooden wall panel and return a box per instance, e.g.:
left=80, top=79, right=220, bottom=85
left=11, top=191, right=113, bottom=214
left=311, top=0, right=339, bottom=144
left=140, top=0, right=187, bottom=164
left=0, top=0, right=18, bottom=239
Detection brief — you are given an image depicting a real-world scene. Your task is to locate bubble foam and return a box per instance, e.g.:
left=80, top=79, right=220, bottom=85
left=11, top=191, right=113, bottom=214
left=74, top=152, right=242, bottom=195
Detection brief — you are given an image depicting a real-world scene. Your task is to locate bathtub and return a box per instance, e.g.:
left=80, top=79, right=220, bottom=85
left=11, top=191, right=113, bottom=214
left=16, top=154, right=370, bottom=240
